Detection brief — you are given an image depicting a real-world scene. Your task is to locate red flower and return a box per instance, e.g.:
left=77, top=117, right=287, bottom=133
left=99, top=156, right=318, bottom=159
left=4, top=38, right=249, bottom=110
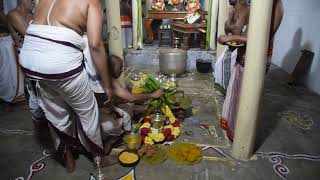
left=163, top=128, right=172, bottom=137
left=140, top=128, right=151, bottom=135
left=172, top=120, right=181, bottom=127
left=144, top=117, right=152, bottom=123
left=166, top=134, right=174, bottom=141
left=141, top=135, right=146, bottom=143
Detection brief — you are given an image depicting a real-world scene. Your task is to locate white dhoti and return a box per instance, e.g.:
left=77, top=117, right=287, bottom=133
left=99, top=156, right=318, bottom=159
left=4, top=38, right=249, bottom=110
left=20, top=25, right=104, bottom=155
left=0, top=35, right=24, bottom=102
left=36, top=71, right=103, bottom=154
left=214, top=47, right=237, bottom=92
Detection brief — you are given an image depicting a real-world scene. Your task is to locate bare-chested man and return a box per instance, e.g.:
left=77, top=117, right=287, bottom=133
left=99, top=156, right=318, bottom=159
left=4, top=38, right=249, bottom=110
left=100, top=55, right=164, bottom=151
left=0, top=0, right=25, bottom=102
left=218, top=0, right=284, bottom=140
left=7, top=0, right=34, bottom=49
left=19, top=0, right=115, bottom=172
left=214, top=0, right=250, bottom=93
left=7, top=0, right=47, bottom=132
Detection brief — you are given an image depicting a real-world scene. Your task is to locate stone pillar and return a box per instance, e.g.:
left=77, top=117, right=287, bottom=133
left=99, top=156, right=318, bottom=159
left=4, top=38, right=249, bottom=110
left=216, top=0, right=229, bottom=56
left=137, top=0, right=143, bottom=48
left=132, top=0, right=143, bottom=49
left=105, top=0, right=123, bottom=58
left=206, top=0, right=219, bottom=50
left=232, top=0, right=274, bottom=160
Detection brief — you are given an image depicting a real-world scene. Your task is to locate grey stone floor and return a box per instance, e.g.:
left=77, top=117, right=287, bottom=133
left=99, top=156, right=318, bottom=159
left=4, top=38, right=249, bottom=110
left=1, top=64, right=320, bottom=180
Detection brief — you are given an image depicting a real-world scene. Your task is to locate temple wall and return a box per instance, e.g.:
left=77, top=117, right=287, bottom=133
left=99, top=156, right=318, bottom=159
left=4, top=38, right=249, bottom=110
left=272, top=0, right=320, bottom=94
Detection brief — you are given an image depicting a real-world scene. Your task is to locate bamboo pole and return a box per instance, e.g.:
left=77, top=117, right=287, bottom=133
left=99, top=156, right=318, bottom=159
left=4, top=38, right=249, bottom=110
left=137, top=0, right=143, bottom=48
left=232, top=0, right=274, bottom=160
left=105, top=0, right=123, bottom=58
left=206, top=0, right=219, bottom=50
left=216, top=0, right=229, bottom=57
left=132, top=0, right=138, bottom=49
left=132, top=0, right=143, bottom=49
left=204, top=0, right=209, bottom=11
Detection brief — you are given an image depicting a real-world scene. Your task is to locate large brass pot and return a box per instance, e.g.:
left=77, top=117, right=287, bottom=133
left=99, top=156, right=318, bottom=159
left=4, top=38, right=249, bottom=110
left=159, top=48, right=187, bottom=76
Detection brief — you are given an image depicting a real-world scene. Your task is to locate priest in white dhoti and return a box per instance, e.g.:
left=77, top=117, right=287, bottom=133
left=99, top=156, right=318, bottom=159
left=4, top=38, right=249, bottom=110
left=19, top=0, right=116, bottom=171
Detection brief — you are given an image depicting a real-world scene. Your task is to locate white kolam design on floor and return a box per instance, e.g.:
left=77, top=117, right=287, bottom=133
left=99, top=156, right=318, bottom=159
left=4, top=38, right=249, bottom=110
left=15, top=149, right=54, bottom=180
left=257, top=152, right=320, bottom=180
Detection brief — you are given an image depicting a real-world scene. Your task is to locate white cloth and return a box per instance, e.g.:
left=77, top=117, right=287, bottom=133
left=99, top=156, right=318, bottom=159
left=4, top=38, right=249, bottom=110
left=26, top=79, right=44, bottom=120
left=186, top=13, right=201, bottom=24
left=0, top=36, right=24, bottom=102
left=214, top=47, right=237, bottom=90
left=101, top=106, right=132, bottom=137
left=36, top=70, right=104, bottom=154
left=83, top=35, right=105, bottom=93
left=20, top=24, right=85, bottom=77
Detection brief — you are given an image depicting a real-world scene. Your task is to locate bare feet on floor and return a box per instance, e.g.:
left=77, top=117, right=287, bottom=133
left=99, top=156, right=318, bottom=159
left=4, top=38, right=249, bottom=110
left=64, top=146, right=76, bottom=173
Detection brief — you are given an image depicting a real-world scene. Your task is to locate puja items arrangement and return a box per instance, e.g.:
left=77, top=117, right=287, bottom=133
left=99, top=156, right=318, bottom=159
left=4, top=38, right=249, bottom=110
left=130, top=73, right=180, bottom=144
left=118, top=72, right=203, bottom=166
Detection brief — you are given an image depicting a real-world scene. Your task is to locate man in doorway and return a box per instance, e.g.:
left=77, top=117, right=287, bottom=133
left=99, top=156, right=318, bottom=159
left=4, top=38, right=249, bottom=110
left=214, top=0, right=250, bottom=93
left=218, top=0, right=284, bottom=140
left=19, top=0, right=115, bottom=172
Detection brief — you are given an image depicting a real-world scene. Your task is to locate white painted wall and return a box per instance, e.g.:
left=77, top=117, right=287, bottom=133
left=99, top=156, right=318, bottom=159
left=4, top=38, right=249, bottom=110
left=272, top=0, right=320, bottom=94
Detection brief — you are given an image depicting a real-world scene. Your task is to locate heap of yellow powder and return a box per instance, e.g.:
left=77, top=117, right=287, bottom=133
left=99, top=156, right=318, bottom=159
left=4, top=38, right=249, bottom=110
left=119, top=151, right=139, bottom=164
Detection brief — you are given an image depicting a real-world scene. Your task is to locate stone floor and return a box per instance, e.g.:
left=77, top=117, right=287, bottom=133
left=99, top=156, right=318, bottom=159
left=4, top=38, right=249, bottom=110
left=1, top=63, right=320, bottom=180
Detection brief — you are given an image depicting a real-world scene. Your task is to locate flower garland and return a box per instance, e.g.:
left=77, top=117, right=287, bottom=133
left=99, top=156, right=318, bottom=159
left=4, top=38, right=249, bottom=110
left=139, top=115, right=181, bottom=145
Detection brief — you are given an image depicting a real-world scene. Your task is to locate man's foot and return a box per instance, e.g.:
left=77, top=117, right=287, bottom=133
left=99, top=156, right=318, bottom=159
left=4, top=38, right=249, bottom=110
left=98, top=155, right=118, bottom=168
left=64, top=146, right=76, bottom=173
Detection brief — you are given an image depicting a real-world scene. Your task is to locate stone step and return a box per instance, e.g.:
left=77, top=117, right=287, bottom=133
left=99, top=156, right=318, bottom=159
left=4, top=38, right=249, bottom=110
left=124, top=47, right=216, bottom=72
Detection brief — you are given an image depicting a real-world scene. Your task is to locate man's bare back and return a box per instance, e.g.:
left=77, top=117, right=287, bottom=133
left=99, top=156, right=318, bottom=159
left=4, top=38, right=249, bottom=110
left=32, top=0, right=113, bottom=101
left=32, top=0, right=91, bottom=35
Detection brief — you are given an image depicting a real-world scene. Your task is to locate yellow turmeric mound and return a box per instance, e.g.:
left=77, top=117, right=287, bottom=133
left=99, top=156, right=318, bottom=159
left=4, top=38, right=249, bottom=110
left=168, top=143, right=202, bottom=164
left=119, top=151, right=139, bottom=164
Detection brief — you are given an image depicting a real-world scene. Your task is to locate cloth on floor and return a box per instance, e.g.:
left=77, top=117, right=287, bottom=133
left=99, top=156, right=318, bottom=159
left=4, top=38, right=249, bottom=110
left=0, top=35, right=24, bottom=102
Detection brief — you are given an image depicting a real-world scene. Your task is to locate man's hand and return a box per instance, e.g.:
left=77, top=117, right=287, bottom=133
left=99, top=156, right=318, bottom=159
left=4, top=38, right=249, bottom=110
left=218, top=35, right=231, bottom=45
left=104, top=88, right=113, bottom=104
left=150, top=89, right=164, bottom=99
